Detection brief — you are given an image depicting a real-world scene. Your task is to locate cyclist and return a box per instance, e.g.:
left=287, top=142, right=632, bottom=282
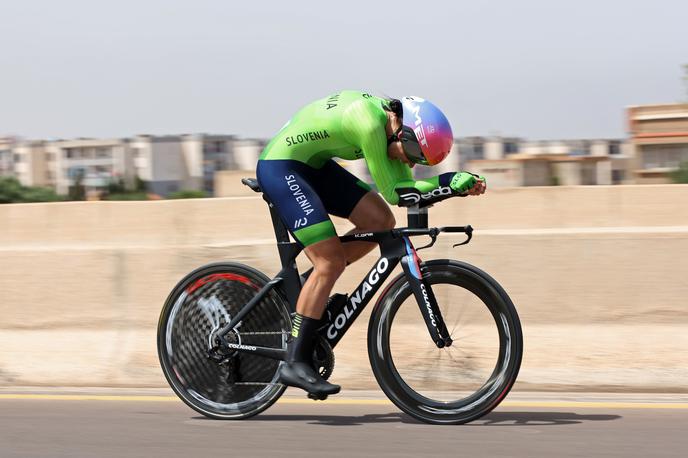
left=256, top=91, right=486, bottom=398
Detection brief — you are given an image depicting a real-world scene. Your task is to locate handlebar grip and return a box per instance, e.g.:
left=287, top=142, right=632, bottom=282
left=398, top=228, right=433, bottom=235
left=440, top=225, right=473, bottom=233
left=396, top=226, right=474, bottom=238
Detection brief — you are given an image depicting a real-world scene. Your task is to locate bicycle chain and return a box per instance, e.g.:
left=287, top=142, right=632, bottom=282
left=236, top=331, right=290, bottom=335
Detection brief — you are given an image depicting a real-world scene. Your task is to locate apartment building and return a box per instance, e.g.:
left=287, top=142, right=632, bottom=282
left=130, top=135, right=189, bottom=196
left=465, top=138, right=631, bottom=187
left=181, top=134, right=235, bottom=193
left=628, top=103, right=688, bottom=183
left=0, top=137, right=17, bottom=177
left=0, top=127, right=641, bottom=197
left=232, top=138, right=267, bottom=171
left=12, top=140, right=56, bottom=188
left=1, top=133, right=243, bottom=197
left=45, top=138, right=133, bottom=196
left=454, top=137, right=521, bottom=169
left=130, top=134, right=234, bottom=195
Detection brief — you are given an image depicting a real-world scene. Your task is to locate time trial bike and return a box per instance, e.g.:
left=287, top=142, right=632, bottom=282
left=157, top=178, right=522, bottom=425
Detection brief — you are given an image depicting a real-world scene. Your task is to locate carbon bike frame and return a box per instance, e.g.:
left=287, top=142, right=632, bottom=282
left=213, top=187, right=472, bottom=361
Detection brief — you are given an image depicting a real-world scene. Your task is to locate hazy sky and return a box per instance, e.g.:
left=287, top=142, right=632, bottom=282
left=1, top=0, right=686, bottom=140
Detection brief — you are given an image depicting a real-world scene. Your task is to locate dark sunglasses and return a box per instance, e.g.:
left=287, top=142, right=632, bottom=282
left=388, top=125, right=427, bottom=165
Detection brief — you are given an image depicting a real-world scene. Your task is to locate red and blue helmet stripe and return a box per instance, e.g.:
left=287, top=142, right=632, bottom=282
left=400, top=96, right=454, bottom=166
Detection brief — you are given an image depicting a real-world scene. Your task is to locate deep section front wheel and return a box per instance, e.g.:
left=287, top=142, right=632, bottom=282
left=157, top=262, right=291, bottom=419
left=368, top=259, right=523, bottom=424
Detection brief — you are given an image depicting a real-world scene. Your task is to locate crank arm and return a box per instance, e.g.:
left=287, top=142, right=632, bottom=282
left=211, top=340, right=287, bottom=361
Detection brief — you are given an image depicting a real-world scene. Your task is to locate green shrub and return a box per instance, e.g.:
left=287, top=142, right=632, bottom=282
left=106, top=177, right=127, bottom=194
left=669, top=161, right=688, bottom=184
left=0, top=177, right=23, bottom=203
left=105, top=192, right=149, bottom=201
left=21, top=186, right=63, bottom=202
left=0, top=177, right=62, bottom=203
left=134, top=176, right=147, bottom=192
left=168, top=189, right=208, bottom=199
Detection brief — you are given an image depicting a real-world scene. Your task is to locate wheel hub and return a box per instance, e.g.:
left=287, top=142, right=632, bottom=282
left=207, top=327, right=241, bottom=363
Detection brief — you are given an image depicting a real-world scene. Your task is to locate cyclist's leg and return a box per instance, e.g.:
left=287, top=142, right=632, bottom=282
left=256, top=159, right=342, bottom=396
left=344, top=191, right=395, bottom=263
left=257, top=159, right=346, bottom=317
left=299, top=238, right=346, bottom=318
left=313, top=160, right=395, bottom=263
left=286, top=238, right=344, bottom=396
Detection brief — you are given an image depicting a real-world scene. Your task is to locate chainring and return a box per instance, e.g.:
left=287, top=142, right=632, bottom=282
left=312, top=336, right=335, bottom=380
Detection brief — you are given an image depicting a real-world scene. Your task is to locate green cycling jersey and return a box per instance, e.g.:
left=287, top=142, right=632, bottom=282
left=260, top=90, right=463, bottom=205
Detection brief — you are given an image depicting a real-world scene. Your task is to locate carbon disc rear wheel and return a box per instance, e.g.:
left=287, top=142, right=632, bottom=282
left=157, top=262, right=291, bottom=419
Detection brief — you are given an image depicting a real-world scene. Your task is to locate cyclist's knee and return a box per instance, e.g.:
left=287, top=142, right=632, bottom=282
left=314, top=255, right=346, bottom=280
left=350, top=192, right=395, bottom=231
left=305, top=238, right=347, bottom=281
left=367, top=208, right=395, bottom=231
left=382, top=211, right=396, bottom=230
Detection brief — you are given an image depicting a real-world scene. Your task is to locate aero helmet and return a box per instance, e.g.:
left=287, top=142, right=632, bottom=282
left=396, top=96, right=453, bottom=165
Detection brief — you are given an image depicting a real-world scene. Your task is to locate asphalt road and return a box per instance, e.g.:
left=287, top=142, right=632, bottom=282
left=1, top=391, right=687, bottom=458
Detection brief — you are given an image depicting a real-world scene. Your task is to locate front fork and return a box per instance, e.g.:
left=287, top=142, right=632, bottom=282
left=400, top=237, right=452, bottom=348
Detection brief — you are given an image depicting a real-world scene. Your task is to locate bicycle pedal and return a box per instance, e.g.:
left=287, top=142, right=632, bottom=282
left=307, top=393, right=328, bottom=401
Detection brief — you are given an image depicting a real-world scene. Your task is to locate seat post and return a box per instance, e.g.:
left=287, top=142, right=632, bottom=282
left=265, top=197, right=303, bottom=307
left=242, top=177, right=302, bottom=305
left=265, top=197, right=291, bottom=244
left=242, top=177, right=291, bottom=244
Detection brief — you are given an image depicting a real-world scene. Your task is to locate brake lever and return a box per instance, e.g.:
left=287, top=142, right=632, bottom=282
left=415, top=228, right=440, bottom=251
left=453, top=226, right=473, bottom=247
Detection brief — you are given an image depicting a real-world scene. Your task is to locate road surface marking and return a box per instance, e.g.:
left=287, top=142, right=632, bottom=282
left=0, top=394, right=687, bottom=409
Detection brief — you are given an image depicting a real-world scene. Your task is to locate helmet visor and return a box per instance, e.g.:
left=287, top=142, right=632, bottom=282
left=398, top=126, right=428, bottom=165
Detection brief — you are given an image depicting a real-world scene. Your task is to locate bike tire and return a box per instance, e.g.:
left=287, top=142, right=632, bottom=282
left=367, top=259, right=523, bottom=425
left=157, top=262, right=291, bottom=420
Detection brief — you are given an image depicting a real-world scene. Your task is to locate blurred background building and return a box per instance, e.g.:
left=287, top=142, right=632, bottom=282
left=45, top=138, right=132, bottom=196
left=180, top=134, right=236, bottom=193
left=2, top=134, right=244, bottom=198
left=463, top=137, right=632, bottom=187
left=3, top=101, right=688, bottom=197
left=0, top=137, right=17, bottom=178
left=628, top=103, right=688, bottom=184
left=349, top=135, right=632, bottom=188
left=12, top=140, right=55, bottom=188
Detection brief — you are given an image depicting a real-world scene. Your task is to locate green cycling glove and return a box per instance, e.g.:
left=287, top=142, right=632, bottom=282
left=450, top=172, right=485, bottom=193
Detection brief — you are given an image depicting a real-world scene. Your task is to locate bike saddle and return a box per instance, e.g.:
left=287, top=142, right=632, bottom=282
left=241, top=177, right=261, bottom=193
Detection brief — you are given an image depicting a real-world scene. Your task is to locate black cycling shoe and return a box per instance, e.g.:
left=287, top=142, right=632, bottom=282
left=279, top=361, right=341, bottom=397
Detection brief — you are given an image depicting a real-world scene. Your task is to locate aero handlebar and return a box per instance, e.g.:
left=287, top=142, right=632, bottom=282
left=394, top=225, right=474, bottom=249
